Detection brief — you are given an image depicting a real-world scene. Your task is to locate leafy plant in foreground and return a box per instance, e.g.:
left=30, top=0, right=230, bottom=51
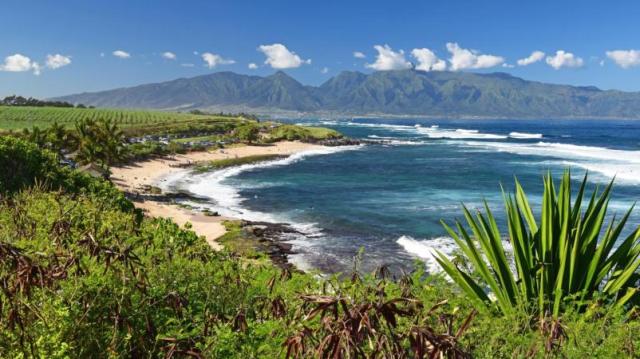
left=435, top=172, right=640, bottom=319
left=284, top=269, right=476, bottom=358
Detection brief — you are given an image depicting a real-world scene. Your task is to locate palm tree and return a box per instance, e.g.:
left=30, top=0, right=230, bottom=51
left=47, top=121, right=72, bottom=154
left=72, top=118, right=125, bottom=167
left=98, top=118, right=125, bottom=165
left=23, top=126, right=48, bottom=148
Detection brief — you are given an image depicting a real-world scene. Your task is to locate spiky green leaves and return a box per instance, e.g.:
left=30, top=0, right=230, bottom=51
left=436, top=172, right=640, bottom=317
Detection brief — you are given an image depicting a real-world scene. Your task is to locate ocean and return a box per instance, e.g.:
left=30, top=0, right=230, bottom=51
left=160, top=118, right=640, bottom=274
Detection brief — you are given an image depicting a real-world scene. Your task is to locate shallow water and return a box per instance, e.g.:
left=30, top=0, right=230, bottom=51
left=164, top=118, right=640, bottom=274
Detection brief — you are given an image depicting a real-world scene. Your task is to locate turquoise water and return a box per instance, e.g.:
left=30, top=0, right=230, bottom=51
left=167, top=119, right=640, bottom=273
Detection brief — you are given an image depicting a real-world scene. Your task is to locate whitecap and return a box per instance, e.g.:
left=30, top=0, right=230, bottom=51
left=416, top=127, right=507, bottom=140
left=396, top=235, right=458, bottom=274
left=460, top=141, right=640, bottom=184
left=509, top=131, right=543, bottom=139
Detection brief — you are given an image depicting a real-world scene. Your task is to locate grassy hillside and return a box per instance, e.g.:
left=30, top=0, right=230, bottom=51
left=0, top=105, right=238, bottom=132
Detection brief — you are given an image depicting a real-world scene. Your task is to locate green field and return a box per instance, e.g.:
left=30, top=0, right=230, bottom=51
left=0, top=105, right=240, bottom=132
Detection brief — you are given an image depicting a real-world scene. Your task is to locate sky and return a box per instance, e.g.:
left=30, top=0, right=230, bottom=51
left=2, top=0, right=640, bottom=98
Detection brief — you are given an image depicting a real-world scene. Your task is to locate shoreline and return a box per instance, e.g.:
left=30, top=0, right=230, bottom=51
left=110, top=141, right=326, bottom=251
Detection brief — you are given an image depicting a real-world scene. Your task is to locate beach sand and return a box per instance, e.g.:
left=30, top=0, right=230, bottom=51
left=110, top=141, right=324, bottom=250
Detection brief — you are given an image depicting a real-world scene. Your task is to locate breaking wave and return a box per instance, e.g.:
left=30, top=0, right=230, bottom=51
left=396, top=235, right=458, bottom=274
left=509, top=131, right=543, bottom=139
left=461, top=141, right=640, bottom=184
left=157, top=145, right=362, bottom=235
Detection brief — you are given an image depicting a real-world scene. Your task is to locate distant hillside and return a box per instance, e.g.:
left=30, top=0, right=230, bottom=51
left=54, top=70, right=640, bottom=119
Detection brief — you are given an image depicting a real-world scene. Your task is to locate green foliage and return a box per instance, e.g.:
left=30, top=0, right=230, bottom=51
left=0, top=136, right=62, bottom=193
left=1, top=94, right=76, bottom=108
left=2, top=139, right=639, bottom=357
left=124, top=140, right=167, bottom=159
left=74, top=118, right=126, bottom=166
left=0, top=136, right=133, bottom=210
left=436, top=172, right=640, bottom=318
left=268, top=124, right=342, bottom=142
left=235, top=123, right=260, bottom=144
left=0, top=105, right=235, bottom=132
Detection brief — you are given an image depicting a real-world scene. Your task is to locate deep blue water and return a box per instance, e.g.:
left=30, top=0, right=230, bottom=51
left=170, top=119, right=640, bottom=273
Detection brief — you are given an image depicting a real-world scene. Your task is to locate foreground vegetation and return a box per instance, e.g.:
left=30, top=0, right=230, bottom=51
left=437, top=173, right=640, bottom=320
left=2, top=134, right=640, bottom=357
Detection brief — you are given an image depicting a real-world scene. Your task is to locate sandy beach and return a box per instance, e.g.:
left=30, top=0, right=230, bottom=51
left=110, top=141, right=325, bottom=250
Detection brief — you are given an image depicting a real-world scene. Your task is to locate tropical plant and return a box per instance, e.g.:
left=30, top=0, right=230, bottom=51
left=435, top=172, right=640, bottom=319
left=21, top=126, right=48, bottom=147
left=73, top=118, right=125, bottom=166
left=46, top=121, right=73, bottom=153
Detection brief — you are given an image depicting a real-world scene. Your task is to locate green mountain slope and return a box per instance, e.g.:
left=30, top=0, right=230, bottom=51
left=54, top=70, right=640, bottom=118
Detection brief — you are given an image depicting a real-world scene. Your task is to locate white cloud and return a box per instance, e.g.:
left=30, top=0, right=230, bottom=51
left=181, top=63, right=195, bottom=67
left=162, top=52, right=176, bottom=60
left=606, top=50, right=640, bottom=69
left=201, top=52, right=235, bottom=68
left=0, top=54, right=41, bottom=75
left=411, top=48, right=446, bottom=72
left=258, top=43, right=310, bottom=69
left=365, top=44, right=412, bottom=71
left=321, top=67, right=329, bottom=74
left=45, top=54, right=71, bottom=69
left=353, top=51, right=366, bottom=59
left=112, top=50, right=131, bottom=59
left=100, top=52, right=105, bottom=58
left=502, top=63, right=515, bottom=68
left=248, top=63, right=258, bottom=69
left=517, top=51, right=545, bottom=66
left=0, top=54, right=34, bottom=72
left=446, top=43, right=504, bottom=71
left=545, top=50, right=584, bottom=69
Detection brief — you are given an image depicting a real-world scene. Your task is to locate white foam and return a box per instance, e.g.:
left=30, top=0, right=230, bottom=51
left=509, top=132, right=543, bottom=139
left=159, top=145, right=362, bottom=235
left=398, top=234, right=517, bottom=278
left=367, top=134, right=398, bottom=139
left=416, top=127, right=507, bottom=140
left=396, top=235, right=458, bottom=273
left=461, top=141, right=640, bottom=184
left=308, top=120, right=510, bottom=140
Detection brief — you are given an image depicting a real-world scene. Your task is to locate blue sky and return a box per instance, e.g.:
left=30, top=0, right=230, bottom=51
left=2, top=0, right=640, bottom=98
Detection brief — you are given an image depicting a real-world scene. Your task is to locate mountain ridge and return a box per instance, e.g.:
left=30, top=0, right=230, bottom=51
left=53, top=70, right=640, bottom=119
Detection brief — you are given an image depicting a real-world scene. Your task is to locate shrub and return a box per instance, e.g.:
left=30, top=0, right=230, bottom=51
left=0, top=136, right=133, bottom=211
left=235, top=123, right=259, bottom=144
left=0, top=136, right=61, bottom=193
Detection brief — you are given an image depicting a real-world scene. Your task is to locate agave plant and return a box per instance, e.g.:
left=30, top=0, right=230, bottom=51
left=435, top=172, right=640, bottom=318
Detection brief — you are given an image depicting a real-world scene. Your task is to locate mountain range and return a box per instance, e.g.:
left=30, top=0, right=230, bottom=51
left=54, top=70, right=640, bottom=119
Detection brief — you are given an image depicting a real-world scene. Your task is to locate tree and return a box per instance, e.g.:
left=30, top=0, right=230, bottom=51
left=236, top=123, right=260, bottom=144
left=73, top=118, right=125, bottom=167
